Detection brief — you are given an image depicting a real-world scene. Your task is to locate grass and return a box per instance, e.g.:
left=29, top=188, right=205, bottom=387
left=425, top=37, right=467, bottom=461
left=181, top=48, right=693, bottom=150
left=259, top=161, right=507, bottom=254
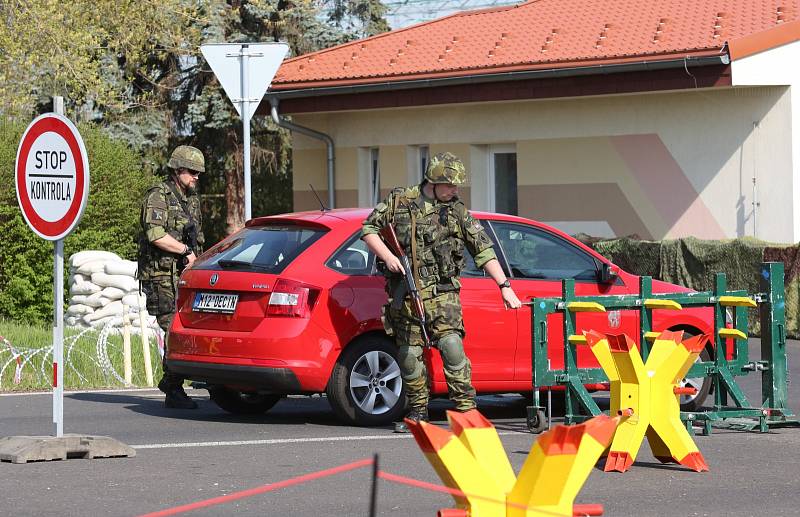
left=0, top=319, right=164, bottom=391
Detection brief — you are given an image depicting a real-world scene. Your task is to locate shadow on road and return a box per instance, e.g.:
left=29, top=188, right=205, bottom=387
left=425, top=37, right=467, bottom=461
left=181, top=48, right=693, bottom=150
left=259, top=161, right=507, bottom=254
left=66, top=391, right=343, bottom=427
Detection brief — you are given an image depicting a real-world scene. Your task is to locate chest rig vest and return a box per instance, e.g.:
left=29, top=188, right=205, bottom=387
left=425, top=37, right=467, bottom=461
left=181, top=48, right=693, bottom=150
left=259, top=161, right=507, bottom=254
left=390, top=185, right=466, bottom=292
left=138, top=180, right=198, bottom=281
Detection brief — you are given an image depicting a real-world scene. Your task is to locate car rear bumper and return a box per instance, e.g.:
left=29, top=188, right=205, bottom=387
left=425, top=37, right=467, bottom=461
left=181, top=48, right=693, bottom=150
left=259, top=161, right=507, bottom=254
left=167, top=359, right=303, bottom=393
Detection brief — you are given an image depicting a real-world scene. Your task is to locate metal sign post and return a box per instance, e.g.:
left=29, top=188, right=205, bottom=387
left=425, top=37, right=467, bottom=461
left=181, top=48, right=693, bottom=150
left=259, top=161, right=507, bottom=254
left=52, top=98, right=65, bottom=437
left=201, top=42, right=289, bottom=222
left=239, top=44, right=254, bottom=221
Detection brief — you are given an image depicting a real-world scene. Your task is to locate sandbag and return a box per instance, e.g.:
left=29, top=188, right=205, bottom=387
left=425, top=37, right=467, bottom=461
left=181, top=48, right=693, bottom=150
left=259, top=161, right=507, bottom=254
left=69, top=250, right=122, bottom=269
left=100, top=286, right=126, bottom=300
left=105, top=260, right=138, bottom=277
left=91, top=272, right=138, bottom=293
left=66, top=303, right=93, bottom=316
left=71, top=295, right=89, bottom=305
left=84, top=314, right=117, bottom=327
left=70, top=282, right=101, bottom=296
left=84, top=301, right=124, bottom=322
left=122, top=293, right=145, bottom=308
left=84, top=292, right=111, bottom=308
left=76, top=260, right=108, bottom=276
left=68, top=273, right=87, bottom=285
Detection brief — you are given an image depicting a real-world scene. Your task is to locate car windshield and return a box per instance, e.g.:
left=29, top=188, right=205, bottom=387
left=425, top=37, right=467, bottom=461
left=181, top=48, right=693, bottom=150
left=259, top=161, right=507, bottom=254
left=194, top=224, right=327, bottom=274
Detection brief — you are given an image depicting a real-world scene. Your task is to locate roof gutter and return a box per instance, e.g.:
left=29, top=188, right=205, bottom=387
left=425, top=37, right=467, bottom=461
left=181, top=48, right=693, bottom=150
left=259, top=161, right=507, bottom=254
left=270, top=98, right=336, bottom=209
left=265, top=54, right=730, bottom=100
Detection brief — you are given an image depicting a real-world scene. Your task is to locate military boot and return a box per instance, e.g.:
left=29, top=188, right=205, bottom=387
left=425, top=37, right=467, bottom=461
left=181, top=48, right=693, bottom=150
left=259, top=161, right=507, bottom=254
left=393, top=408, right=429, bottom=433
left=158, top=378, right=198, bottom=410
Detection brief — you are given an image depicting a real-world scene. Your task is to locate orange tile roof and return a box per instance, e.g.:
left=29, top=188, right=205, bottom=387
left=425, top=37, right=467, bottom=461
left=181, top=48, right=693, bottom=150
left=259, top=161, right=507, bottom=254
left=271, top=0, right=800, bottom=91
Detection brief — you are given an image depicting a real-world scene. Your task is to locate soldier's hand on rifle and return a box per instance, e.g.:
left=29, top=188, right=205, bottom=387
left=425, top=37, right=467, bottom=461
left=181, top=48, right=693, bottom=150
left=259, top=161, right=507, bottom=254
left=382, top=253, right=404, bottom=274
left=363, top=232, right=404, bottom=273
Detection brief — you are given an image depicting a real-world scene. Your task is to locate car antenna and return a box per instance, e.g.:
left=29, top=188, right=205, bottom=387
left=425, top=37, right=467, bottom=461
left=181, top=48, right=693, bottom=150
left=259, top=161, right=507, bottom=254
left=309, top=183, right=330, bottom=212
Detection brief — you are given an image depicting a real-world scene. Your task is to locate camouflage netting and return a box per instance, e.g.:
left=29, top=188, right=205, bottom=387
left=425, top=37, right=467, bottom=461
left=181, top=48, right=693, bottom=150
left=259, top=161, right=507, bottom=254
left=586, top=237, right=798, bottom=338
left=764, top=246, right=800, bottom=339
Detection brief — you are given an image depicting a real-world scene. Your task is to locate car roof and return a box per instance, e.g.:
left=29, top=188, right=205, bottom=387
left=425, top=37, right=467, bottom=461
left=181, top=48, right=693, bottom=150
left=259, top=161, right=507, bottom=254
left=250, top=207, right=540, bottom=227
left=247, top=207, right=609, bottom=262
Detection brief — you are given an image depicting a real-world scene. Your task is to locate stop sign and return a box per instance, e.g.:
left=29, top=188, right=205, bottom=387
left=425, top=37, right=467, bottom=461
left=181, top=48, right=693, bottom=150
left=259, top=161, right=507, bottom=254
left=15, top=114, right=90, bottom=241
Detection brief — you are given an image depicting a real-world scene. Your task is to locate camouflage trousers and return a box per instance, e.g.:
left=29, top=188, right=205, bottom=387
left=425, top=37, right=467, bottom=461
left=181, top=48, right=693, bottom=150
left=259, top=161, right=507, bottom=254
left=141, top=276, right=184, bottom=390
left=385, top=289, right=476, bottom=412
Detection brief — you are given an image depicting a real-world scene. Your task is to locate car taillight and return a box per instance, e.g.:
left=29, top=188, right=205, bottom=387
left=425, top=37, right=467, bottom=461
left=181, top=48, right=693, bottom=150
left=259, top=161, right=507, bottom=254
left=266, top=279, right=321, bottom=318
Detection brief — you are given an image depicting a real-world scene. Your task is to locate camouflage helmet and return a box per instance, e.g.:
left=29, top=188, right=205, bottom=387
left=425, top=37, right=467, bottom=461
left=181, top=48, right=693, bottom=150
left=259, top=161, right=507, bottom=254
left=167, top=145, right=205, bottom=173
left=424, top=152, right=466, bottom=185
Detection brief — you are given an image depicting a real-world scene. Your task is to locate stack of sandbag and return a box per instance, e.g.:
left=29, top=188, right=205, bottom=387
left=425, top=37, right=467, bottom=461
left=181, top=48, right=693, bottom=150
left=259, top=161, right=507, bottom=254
left=65, top=250, right=159, bottom=334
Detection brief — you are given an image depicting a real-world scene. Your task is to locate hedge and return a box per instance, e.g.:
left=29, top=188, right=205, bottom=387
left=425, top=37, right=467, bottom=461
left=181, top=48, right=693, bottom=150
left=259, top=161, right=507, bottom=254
left=0, top=121, right=155, bottom=323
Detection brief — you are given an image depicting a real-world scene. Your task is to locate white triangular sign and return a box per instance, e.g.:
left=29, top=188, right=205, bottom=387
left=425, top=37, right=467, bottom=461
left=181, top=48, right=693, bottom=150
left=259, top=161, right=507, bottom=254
left=201, top=42, right=289, bottom=119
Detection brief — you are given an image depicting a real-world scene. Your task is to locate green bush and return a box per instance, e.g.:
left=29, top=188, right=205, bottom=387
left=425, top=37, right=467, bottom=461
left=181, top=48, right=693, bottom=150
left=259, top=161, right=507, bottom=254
left=0, top=121, right=155, bottom=323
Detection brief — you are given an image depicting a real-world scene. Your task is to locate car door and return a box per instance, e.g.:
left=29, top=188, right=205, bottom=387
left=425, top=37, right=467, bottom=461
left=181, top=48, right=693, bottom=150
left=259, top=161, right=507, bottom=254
left=487, top=221, right=636, bottom=383
left=451, top=229, right=518, bottom=386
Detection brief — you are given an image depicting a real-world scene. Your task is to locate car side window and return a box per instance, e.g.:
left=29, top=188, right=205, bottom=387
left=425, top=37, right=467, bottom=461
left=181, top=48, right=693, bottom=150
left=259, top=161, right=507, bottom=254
left=326, top=232, right=374, bottom=275
left=492, top=222, right=598, bottom=281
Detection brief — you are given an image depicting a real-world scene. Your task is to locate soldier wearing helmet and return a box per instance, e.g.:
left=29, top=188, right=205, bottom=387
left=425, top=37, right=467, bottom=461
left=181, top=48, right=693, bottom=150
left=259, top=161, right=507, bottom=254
left=362, top=151, right=521, bottom=432
left=138, top=145, right=206, bottom=409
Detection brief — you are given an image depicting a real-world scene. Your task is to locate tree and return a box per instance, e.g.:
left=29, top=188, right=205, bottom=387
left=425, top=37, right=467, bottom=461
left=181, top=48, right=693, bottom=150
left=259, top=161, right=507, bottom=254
left=0, top=1, right=206, bottom=120
left=1, top=0, right=390, bottom=244
left=171, top=0, right=391, bottom=237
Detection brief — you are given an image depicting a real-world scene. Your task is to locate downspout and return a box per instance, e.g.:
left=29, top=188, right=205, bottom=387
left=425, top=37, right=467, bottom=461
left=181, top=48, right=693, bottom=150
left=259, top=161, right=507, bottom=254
left=269, top=98, right=336, bottom=209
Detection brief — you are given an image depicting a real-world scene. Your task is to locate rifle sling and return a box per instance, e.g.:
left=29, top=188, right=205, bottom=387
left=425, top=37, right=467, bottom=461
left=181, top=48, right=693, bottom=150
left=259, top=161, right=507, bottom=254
left=165, top=179, right=196, bottom=231
left=407, top=204, right=422, bottom=302
left=391, top=195, right=423, bottom=302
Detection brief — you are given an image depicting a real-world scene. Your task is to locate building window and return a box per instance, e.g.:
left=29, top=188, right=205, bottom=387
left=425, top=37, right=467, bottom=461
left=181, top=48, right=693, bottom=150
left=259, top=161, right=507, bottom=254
left=370, top=147, right=380, bottom=204
left=493, top=151, right=517, bottom=215
left=419, top=145, right=429, bottom=181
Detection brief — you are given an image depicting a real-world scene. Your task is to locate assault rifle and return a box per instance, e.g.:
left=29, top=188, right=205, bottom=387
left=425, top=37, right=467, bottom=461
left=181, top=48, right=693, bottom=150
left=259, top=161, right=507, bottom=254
left=181, top=221, right=198, bottom=270
left=379, top=224, right=431, bottom=347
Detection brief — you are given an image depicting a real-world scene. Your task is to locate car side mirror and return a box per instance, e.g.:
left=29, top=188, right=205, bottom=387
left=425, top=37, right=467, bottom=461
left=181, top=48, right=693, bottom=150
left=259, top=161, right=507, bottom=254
left=599, top=262, right=619, bottom=284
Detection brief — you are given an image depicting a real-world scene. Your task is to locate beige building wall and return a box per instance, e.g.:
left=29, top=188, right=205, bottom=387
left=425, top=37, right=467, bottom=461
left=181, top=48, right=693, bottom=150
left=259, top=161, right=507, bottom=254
left=289, top=86, right=793, bottom=242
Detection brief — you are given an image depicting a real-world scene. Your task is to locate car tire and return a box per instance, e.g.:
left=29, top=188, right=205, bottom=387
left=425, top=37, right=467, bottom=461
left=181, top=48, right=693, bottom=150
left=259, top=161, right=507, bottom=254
left=208, top=386, right=283, bottom=415
left=679, top=345, right=712, bottom=412
left=327, top=335, right=406, bottom=426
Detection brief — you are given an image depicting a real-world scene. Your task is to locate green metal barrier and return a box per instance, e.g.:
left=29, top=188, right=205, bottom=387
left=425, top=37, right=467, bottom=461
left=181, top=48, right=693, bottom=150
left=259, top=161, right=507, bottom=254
left=526, top=262, right=798, bottom=434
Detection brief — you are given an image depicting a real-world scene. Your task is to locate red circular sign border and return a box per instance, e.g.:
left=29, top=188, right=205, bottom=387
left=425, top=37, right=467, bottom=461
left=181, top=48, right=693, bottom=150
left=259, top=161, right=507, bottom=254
left=15, top=115, right=88, bottom=240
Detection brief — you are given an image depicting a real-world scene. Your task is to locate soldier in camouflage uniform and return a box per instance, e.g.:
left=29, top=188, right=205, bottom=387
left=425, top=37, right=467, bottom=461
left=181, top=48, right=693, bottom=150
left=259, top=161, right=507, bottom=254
left=362, top=152, right=522, bottom=432
left=138, top=145, right=206, bottom=409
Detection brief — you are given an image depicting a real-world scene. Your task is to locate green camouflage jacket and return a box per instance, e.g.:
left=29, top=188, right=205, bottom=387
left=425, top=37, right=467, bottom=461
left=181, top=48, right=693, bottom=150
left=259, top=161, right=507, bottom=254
left=362, top=185, right=496, bottom=295
left=138, top=179, right=204, bottom=281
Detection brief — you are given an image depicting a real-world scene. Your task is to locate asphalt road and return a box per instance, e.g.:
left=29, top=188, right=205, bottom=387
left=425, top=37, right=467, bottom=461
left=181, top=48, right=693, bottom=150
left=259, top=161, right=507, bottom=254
left=1, top=339, right=799, bottom=517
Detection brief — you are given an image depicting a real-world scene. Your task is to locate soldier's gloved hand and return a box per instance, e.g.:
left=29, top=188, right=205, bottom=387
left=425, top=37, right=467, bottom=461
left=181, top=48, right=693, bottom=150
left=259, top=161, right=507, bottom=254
left=501, top=287, right=522, bottom=309
left=382, top=254, right=404, bottom=274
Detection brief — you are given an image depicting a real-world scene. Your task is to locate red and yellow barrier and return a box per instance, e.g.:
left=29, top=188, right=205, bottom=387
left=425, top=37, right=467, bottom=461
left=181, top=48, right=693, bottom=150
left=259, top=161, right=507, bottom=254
left=407, top=410, right=618, bottom=516
left=583, top=330, right=710, bottom=473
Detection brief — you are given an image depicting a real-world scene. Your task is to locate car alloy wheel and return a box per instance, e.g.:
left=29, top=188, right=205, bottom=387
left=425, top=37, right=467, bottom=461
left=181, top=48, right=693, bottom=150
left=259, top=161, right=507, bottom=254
left=327, top=335, right=407, bottom=426
left=348, top=349, right=402, bottom=415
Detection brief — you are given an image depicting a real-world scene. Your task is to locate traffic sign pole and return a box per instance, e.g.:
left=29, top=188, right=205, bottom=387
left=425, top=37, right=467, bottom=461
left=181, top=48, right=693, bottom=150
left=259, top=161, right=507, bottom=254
left=241, top=44, right=252, bottom=221
left=200, top=42, right=288, bottom=223
left=53, top=97, right=65, bottom=437
left=53, top=239, right=64, bottom=436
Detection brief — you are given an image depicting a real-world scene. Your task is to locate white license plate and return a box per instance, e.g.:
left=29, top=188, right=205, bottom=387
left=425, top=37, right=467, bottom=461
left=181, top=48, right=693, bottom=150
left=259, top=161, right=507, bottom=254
left=193, top=292, right=238, bottom=314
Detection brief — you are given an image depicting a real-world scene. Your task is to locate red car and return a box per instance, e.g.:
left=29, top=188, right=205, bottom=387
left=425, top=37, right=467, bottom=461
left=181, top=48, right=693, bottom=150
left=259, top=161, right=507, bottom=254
left=167, top=208, right=714, bottom=426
